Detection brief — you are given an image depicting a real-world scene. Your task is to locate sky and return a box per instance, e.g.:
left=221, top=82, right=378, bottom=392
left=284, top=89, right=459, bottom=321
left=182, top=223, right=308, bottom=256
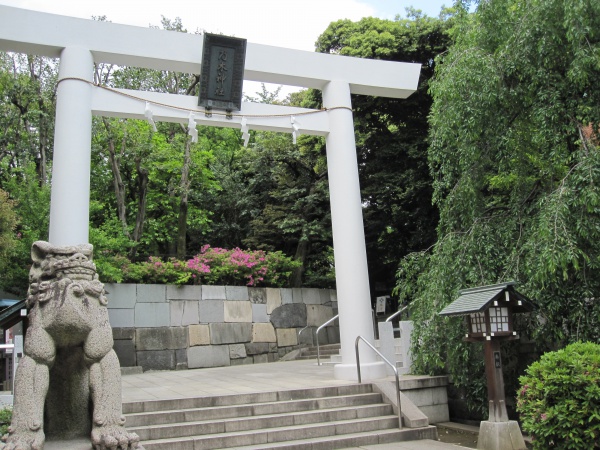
left=0, top=0, right=450, bottom=97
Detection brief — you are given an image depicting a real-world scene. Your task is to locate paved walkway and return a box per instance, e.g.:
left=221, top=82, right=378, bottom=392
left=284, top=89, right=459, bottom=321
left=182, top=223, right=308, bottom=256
left=118, top=359, right=472, bottom=449
left=44, top=438, right=470, bottom=450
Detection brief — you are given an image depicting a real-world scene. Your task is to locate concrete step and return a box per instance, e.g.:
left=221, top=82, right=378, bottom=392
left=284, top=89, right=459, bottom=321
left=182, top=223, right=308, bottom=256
left=300, top=348, right=341, bottom=356
left=130, top=404, right=394, bottom=441
left=124, top=383, right=436, bottom=450
left=296, top=350, right=340, bottom=359
left=124, top=384, right=372, bottom=414
left=325, top=354, right=405, bottom=368
left=230, top=427, right=440, bottom=449
left=329, top=354, right=342, bottom=363
left=300, top=344, right=340, bottom=353
left=300, top=343, right=340, bottom=350
left=139, top=415, right=401, bottom=449
left=126, top=392, right=385, bottom=427
left=297, top=343, right=341, bottom=360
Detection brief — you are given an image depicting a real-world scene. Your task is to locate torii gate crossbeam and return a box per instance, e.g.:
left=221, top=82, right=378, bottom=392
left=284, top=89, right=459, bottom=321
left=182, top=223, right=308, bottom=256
left=0, top=6, right=421, bottom=381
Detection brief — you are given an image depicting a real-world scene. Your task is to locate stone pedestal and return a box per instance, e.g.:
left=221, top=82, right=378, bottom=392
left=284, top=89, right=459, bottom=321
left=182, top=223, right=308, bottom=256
left=477, top=420, right=527, bottom=450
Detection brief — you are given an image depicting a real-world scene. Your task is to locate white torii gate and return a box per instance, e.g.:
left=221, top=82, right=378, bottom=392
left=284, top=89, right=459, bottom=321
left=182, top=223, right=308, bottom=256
left=0, top=6, right=421, bottom=381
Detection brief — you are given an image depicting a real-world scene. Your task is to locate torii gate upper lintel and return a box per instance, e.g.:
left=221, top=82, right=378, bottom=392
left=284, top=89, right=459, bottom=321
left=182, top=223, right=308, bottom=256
left=0, top=5, right=421, bottom=382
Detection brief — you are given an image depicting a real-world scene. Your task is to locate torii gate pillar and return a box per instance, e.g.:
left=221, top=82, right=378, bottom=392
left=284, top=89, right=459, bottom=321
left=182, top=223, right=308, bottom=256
left=49, top=46, right=93, bottom=245
left=323, top=80, right=385, bottom=380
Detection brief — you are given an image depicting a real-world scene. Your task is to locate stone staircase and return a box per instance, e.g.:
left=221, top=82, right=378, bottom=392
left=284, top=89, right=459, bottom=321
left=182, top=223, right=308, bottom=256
left=316, top=338, right=409, bottom=372
left=124, top=384, right=437, bottom=449
left=296, top=343, right=341, bottom=361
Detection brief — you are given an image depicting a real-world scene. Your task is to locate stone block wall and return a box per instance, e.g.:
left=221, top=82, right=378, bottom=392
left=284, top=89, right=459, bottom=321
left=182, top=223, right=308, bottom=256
left=105, top=284, right=339, bottom=371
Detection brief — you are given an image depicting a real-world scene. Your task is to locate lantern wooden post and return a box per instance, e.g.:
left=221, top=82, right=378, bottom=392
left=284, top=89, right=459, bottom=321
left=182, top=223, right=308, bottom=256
left=439, top=282, right=533, bottom=450
left=484, top=338, right=509, bottom=422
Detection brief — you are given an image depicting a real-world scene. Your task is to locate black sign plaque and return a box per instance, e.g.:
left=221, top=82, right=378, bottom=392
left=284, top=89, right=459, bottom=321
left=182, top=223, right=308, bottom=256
left=494, top=351, right=502, bottom=369
left=198, top=33, right=247, bottom=112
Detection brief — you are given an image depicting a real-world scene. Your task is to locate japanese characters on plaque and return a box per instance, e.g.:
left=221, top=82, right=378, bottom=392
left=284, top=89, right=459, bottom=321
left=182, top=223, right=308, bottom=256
left=198, top=34, right=247, bottom=113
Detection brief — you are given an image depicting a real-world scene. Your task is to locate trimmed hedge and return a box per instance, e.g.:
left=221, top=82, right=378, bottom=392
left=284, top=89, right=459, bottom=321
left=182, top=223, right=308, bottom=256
left=517, top=341, right=600, bottom=449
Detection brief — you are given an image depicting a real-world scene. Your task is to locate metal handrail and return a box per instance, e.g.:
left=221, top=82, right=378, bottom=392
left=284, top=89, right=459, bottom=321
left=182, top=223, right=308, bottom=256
left=297, top=325, right=310, bottom=342
left=316, top=314, right=339, bottom=366
left=385, top=305, right=408, bottom=323
left=355, top=335, right=403, bottom=428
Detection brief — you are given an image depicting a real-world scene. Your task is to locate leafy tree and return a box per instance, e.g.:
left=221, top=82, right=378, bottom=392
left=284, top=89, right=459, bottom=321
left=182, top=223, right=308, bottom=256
left=194, top=126, right=255, bottom=250
left=315, top=13, right=452, bottom=295
left=0, top=163, right=50, bottom=295
left=242, top=130, right=333, bottom=287
left=0, top=52, right=57, bottom=186
left=89, top=17, right=216, bottom=261
left=202, top=89, right=334, bottom=287
left=0, top=52, right=54, bottom=294
left=0, top=189, right=17, bottom=266
left=396, top=0, right=600, bottom=415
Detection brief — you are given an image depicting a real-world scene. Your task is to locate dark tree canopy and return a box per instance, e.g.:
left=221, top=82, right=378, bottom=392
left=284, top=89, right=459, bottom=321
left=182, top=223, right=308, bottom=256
left=397, top=0, right=600, bottom=416
left=316, top=14, right=452, bottom=296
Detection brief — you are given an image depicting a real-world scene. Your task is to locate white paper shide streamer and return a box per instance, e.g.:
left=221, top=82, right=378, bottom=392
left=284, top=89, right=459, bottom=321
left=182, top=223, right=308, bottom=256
left=144, top=102, right=157, bottom=132
left=188, top=112, right=198, bottom=143
left=291, top=116, right=300, bottom=144
left=240, top=117, right=250, bottom=147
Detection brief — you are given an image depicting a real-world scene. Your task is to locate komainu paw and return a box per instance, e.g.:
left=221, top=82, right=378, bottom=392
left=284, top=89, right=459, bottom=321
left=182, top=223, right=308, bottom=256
left=92, top=425, right=143, bottom=450
left=0, top=428, right=45, bottom=450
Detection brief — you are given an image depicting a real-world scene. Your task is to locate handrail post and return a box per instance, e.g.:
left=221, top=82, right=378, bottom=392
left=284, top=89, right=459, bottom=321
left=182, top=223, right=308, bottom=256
left=316, top=314, right=339, bottom=366
left=297, top=325, right=310, bottom=343
left=385, top=305, right=408, bottom=323
left=355, top=335, right=403, bottom=428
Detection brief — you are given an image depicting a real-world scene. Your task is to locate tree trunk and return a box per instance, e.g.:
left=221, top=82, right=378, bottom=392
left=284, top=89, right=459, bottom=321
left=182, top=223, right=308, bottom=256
left=290, top=238, right=310, bottom=287
left=38, top=119, right=47, bottom=185
left=130, top=155, right=149, bottom=259
left=29, top=55, right=48, bottom=185
left=102, top=118, right=130, bottom=238
left=177, top=138, right=192, bottom=259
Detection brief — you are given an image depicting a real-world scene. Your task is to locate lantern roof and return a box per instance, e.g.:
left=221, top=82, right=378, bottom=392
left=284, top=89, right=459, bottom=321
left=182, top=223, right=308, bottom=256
left=439, top=282, right=534, bottom=317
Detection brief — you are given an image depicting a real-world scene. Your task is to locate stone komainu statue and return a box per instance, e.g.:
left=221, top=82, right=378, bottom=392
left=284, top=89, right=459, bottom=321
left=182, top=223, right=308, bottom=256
left=1, top=241, right=142, bottom=450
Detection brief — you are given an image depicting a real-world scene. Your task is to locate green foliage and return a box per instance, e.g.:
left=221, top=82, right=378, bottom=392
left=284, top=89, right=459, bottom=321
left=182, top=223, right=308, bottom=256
left=240, top=127, right=333, bottom=288
left=0, top=163, right=50, bottom=295
left=89, top=213, right=135, bottom=283
left=123, top=256, right=191, bottom=285
left=0, top=52, right=57, bottom=184
left=396, top=0, right=600, bottom=416
left=96, top=245, right=300, bottom=287
left=316, top=14, right=452, bottom=292
left=198, top=89, right=335, bottom=288
left=0, top=189, right=17, bottom=265
left=187, top=246, right=300, bottom=287
left=0, top=406, right=12, bottom=437
left=0, top=52, right=54, bottom=295
left=517, top=342, right=600, bottom=449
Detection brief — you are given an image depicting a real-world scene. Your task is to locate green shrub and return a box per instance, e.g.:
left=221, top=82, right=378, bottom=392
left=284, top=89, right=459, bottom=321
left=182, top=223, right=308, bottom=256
left=96, top=245, right=301, bottom=287
left=124, top=257, right=191, bottom=285
left=516, top=341, right=600, bottom=449
left=186, top=246, right=300, bottom=287
left=0, top=406, right=12, bottom=437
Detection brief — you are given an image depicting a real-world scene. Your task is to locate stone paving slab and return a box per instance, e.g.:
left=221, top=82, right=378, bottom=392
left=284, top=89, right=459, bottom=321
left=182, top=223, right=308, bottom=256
left=120, top=359, right=452, bottom=403
left=43, top=438, right=470, bottom=449
left=359, top=441, right=471, bottom=449
left=44, top=439, right=92, bottom=450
